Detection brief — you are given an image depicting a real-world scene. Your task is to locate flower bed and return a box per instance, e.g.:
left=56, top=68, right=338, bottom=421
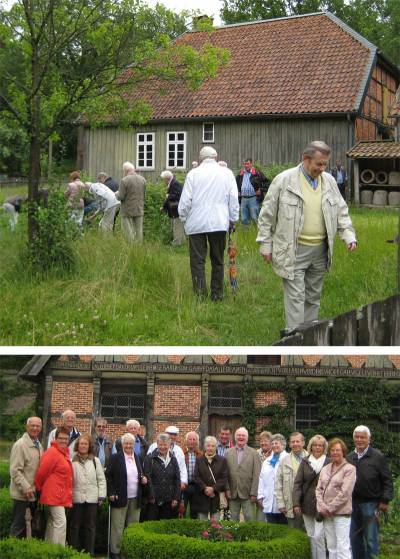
left=122, top=519, right=310, bottom=559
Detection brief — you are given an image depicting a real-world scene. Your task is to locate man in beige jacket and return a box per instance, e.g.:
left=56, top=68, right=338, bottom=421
left=117, top=161, right=146, bottom=242
left=275, top=431, right=307, bottom=529
left=225, top=427, right=261, bottom=521
left=9, top=416, right=44, bottom=537
left=257, top=140, right=357, bottom=334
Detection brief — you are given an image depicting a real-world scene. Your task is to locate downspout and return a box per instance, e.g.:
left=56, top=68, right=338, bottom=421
left=347, top=112, right=355, bottom=200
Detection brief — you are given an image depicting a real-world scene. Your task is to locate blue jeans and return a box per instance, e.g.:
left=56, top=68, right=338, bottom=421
left=240, top=196, right=259, bottom=224
left=350, top=501, right=380, bottom=559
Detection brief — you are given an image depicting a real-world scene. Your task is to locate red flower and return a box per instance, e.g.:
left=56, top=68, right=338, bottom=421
left=202, top=530, right=209, bottom=538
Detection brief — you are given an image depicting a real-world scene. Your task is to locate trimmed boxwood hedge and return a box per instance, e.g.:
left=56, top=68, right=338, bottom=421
left=0, top=537, right=90, bottom=558
left=122, top=519, right=310, bottom=559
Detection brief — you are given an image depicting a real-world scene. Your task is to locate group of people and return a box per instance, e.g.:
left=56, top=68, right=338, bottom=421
left=10, top=408, right=393, bottom=559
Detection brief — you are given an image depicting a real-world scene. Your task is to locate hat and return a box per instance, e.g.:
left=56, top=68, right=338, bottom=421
left=199, top=146, right=217, bottom=160
left=165, top=425, right=179, bottom=435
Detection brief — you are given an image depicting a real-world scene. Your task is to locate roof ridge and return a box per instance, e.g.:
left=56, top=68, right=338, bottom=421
left=189, top=11, right=326, bottom=32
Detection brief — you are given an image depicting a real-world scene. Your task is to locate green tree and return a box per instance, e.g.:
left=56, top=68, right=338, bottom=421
left=0, top=0, right=229, bottom=246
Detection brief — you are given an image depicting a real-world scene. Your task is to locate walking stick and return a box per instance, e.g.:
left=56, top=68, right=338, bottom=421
left=107, top=503, right=111, bottom=559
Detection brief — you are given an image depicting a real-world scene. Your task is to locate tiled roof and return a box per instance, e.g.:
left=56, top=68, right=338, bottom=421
left=122, top=13, right=374, bottom=120
left=347, top=141, right=400, bottom=158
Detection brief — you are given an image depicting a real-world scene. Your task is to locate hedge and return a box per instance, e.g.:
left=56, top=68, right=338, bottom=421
left=122, top=519, right=310, bottom=559
left=0, top=487, right=109, bottom=552
left=0, top=538, right=90, bottom=558
left=0, top=461, right=10, bottom=488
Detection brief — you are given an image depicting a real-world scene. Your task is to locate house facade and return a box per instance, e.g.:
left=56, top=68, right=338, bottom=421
left=19, top=354, right=400, bottom=449
left=78, top=12, right=399, bottom=183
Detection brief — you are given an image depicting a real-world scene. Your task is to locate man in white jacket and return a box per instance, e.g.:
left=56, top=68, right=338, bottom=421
left=178, top=146, right=239, bottom=301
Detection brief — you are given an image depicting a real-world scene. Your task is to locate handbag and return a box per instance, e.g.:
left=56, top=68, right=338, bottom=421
left=207, top=463, right=228, bottom=512
left=30, top=502, right=47, bottom=539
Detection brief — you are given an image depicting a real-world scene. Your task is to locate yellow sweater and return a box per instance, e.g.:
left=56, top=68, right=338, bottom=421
left=298, top=174, right=326, bottom=246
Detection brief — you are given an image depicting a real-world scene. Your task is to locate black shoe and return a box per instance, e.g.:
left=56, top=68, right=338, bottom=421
left=280, top=327, right=298, bottom=338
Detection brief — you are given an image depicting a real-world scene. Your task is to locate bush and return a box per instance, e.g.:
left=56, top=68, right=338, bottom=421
left=0, top=487, right=13, bottom=538
left=381, top=476, right=400, bottom=557
left=26, top=188, right=77, bottom=273
left=143, top=181, right=173, bottom=244
left=122, top=519, right=310, bottom=559
left=0, top=538, right=90, bottom=558
left=0, top=461, right=10, bottom=488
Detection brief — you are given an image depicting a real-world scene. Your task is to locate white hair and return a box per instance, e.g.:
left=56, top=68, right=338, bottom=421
left=61, top=409, right=76, bottom=420
left=353, top=425, right=371, bottom=438
left=123, top=161, right=135, bottom=172
left=97, top=171, right=107, bottom=179
left=199, top=146, right=217, bottom=161
left=161, top=170, right=173, bottom=180
left=218, top=161, right=227, bottom=167
left=26, top=417, right=42, bottom=426
left=235, top=427, right=249, bottom=440
left=204, top=435, right=217, bottom=448
left=126, top=419, right=140, bottom=429
left=185, top=431, right=199, bottom=444
left=121, top=433, right=136, bottom=444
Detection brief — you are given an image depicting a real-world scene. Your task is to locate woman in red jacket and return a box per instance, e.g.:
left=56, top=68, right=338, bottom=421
left=35, top=426, right=73, bottom=546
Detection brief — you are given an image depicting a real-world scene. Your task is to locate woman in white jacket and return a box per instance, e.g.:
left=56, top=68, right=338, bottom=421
left=68, top=435, right=107, bottom=556
left=257, top=434, right=288, bottom=524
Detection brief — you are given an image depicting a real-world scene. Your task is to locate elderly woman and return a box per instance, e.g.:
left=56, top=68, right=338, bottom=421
left=34, top=426, right=73, bottom=546
left=257, top=433, right=288, bottom=524
left=106, top=433, right=147, bottom=559
left=143, top=433, right=181, bottom=520
left=65, top=171, right=85, bottom=227
left=293, top=435, right=330, bottom=559
left=160, top=170, right=185, bottom=246
left=193, top=436, right=229, bottom=521
left=68, top=435, right=106, bottom=556
left=255, top=431, right=273, bottom=520
left=316, top=438, right=356, bottom=559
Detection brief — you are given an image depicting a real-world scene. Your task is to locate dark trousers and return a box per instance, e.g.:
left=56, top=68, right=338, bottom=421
left=10, top=500, right=30, bottom=538
left=189, top=231, right=226, bottom=299
left=350, top=501, right=380, bottom=559
left=147, top=502, right=177, bottom=521
left=183, top=483, right=198, bottom=518
left=68, top=502, right=98, bottom=556
left=265, top=512, right=288, bottom=525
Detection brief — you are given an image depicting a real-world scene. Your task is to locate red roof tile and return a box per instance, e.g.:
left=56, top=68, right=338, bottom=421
left=122, top=13, right=374, bottom=120
left=347, top=141, right=400, bottom=158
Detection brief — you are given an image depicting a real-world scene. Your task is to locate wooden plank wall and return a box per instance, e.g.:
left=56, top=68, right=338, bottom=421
left=82, top=117, right=350, bottom=182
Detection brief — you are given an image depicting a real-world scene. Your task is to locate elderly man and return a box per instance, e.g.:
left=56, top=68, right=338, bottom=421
left=178, top=146, right=239, bottom=301
left=257, top=140, right=357, bottom=334
left=275, top=431, right=307, bottom=529
left=97, top=171, right=119, bottom=193
left=160, top=170, right=185, bottom=246
left=47, top=409, right=80, bottom=456
left=183, top=431, right=202, bottom=518
left=9, top=417, right=44, bottom=537
left=112, top=419, right=148, bottom=464
left=116, top=161, right=146, bottom=242
left=82, top=180, right=120, bottom=231
left=93, top=417, right=113, bottom=470
left=225, top=427, right=261, bottom=521
left=347, top=425, right=394, bottom=559
left=147, top=426, right=188, bottom=490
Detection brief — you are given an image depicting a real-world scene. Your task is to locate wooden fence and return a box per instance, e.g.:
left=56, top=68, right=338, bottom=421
left=274, top=294, right=400, bottom=346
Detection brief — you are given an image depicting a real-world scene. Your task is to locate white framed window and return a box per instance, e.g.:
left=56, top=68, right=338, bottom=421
left=166, top=131, right=186, bottom=169
left=203, top=122, right=214, bottom=143
left=136, top=132, right=155, bottom=170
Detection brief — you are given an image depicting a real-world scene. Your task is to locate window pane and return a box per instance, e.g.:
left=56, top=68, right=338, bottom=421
left=177, top=133, right=184, bottom=141
left=146, top=134, right=153, bottom=141
left=169, top=133, right=175, bottom=141
left=138, top=145, right=144, bottom=153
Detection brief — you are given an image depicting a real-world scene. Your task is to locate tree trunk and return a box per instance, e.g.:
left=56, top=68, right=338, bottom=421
left=28, top=133, right=41, bottom=244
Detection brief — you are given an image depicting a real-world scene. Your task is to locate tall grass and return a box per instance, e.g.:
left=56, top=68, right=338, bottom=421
left=0, top=201, right=398, bottom=345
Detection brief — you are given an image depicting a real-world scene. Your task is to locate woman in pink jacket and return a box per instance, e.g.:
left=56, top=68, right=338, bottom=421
left=315, top=438, right=356, bottom=559
left=35, top=426, right=73, bottom=546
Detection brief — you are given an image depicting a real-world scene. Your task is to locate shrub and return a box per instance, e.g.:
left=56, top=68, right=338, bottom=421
left=0, top=487, right=13, bottom=538
left=0, top=538, right=90, bottom=558
left=26, top=188, right=77, bottom=273
left=144, top=181, right=173, bottom=244
left=0, top=461, right=10, bottom=488
left=122, top=519, right=310, bottom=559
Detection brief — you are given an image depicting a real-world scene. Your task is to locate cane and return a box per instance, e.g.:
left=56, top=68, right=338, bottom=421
left=107, top=503, right=111, bottom=559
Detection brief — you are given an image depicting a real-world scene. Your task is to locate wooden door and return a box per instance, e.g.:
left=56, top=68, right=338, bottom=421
left=208, top=414, right=242, bottom=437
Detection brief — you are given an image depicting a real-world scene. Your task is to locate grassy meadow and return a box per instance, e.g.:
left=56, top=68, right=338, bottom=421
left=0, top=184, right=398, bottom=346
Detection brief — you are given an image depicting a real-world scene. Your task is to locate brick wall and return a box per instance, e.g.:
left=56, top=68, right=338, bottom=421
left=51, top=381, right=93, bottom=415
left=302, top=356, right=322, bottom=367
left=254, top=390, right=286, bottom=408
left=154, top=384, right=201, bottom=418
left=388, top=356, right=400, bottom=368
left=211, top=355, right=231, bottom=365
left=151, top=420, right=200, bottom=446
left=48, top=416, right=92, bottom=437
left=345, top=355, right=367, bottom=368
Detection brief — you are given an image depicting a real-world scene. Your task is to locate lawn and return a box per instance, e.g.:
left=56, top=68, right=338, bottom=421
left=0, top=185, right=398, bottom=345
